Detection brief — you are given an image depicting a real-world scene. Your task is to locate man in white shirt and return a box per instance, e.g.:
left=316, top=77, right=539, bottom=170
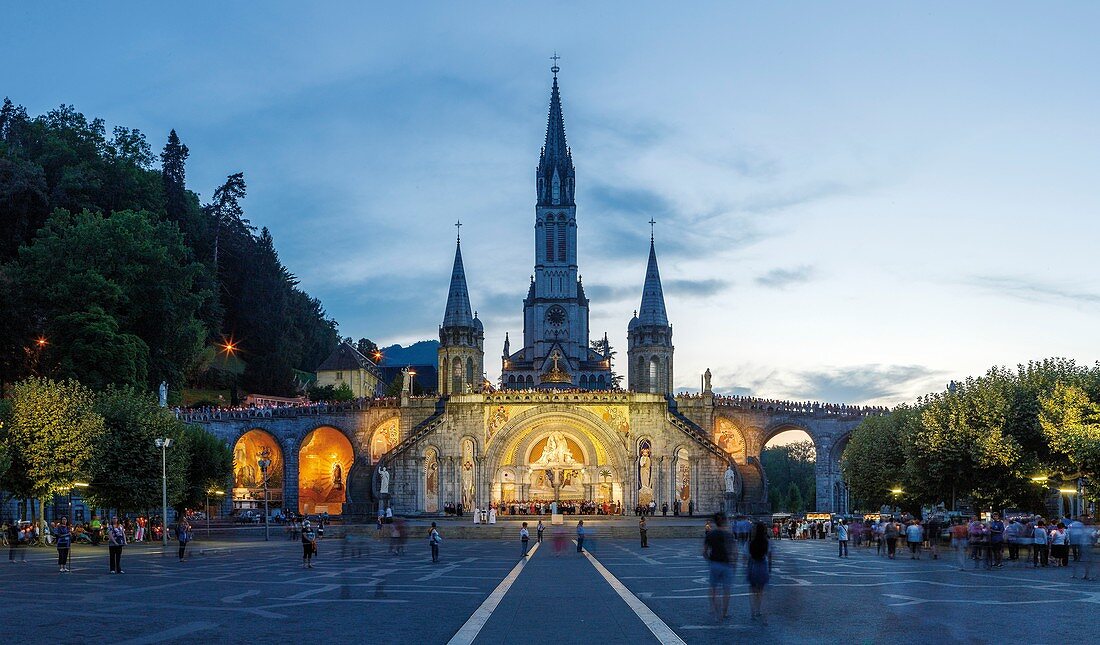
left=837, top=519, right=849, bottom=558
left=906, top=521, right=924, bottom=560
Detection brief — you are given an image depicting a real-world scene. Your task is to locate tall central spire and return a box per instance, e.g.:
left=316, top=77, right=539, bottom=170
left=638, top=238, right=669, bottom=327
left=537, top=62, right=575, bottom=208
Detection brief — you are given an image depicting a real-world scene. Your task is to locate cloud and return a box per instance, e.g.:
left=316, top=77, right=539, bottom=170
left=755, top=265, right=815, bottom=289
left=969, top=275, right=1100, bottom=308
left=666, top=278, right=731, bottom=298
left=707, top=363, right=945, bottom=405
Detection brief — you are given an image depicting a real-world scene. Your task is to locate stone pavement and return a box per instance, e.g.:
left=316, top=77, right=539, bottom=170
left=1, top=535, right=1095, bottom=643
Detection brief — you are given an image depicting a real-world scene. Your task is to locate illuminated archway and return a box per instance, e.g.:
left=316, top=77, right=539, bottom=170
left=298, top=426, right=355, bottom=515
left=232, top=429, right=284, bottom=513
left=371, top=418, right=399, bottom=463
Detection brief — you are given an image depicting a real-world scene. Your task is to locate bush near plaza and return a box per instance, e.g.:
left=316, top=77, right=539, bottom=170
left=0, top=377, right=231, bottom=516
left=842, top=358, right=1100, bottom=512
left=0, top=99, right=340, bottom=397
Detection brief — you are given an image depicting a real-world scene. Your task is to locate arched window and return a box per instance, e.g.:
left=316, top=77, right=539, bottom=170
left=648, top=357, right=659, bottom=394
left=508, top=375, right=516, bottom=385
left=598, top=374, right=606, bottom=389
left=452, top=359, right=464, bottom=394
left=466, top=357, right=474, bottom=389
left=441, top=357, right=449, bottom=394
left=580, top=375, right=589, bottom=388
left=526, top=375, right=534, bottom=387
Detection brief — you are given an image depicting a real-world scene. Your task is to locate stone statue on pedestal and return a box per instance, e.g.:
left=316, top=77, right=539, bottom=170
left=379, top=465, right=391, bottom=494
left=158, top=381, right=168, bottom=407
left=724, top=464, right=737, bottom=493
left=703, top=369, right=712, bottom=393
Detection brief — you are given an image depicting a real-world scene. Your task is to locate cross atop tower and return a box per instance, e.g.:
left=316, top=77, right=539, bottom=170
left=455, top=219, right=462, bottom=242
left=648, top=218, right=656, bottom=242
left=550, top=51, right=561, bottom=77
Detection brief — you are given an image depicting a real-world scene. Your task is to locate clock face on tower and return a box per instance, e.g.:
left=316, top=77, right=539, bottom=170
left=546, top=305, right=567, bottom=328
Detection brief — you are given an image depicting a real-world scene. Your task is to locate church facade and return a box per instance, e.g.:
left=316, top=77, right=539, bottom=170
left=191, top=69, right=879, bottom=518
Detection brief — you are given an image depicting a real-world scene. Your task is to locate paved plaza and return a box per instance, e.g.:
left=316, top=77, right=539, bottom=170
left=2, top=532, right=1096, bottom=643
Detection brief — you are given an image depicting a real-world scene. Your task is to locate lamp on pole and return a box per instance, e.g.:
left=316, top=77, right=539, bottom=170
left=258, top=451, right=272, bottom=541
left=154, top=437, right=173, bottom=546
left=206, top=489, right=225, bottom=538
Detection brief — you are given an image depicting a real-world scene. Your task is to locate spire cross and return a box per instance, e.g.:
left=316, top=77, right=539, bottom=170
left=648, top=218, right=656, bottom=242
left=550, top=52, right=561, bottom=76
left=455, top=220, right=462, bottom=242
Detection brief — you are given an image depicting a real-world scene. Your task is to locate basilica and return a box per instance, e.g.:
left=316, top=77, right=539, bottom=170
left=194, top=68, right=872, bottom=519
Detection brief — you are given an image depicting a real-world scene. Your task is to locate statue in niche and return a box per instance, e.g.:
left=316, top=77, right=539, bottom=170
left=332, top=463, right=344, bottom=490
left=725, top=465, right=737, bottom=494
left=378, top=465, right=391, bottom=494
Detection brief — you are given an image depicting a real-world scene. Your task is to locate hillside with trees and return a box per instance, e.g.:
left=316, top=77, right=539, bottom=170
left=0, top=99, right=340, bottom=399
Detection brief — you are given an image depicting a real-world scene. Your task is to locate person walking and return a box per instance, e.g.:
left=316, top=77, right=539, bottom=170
left=576, top=520, right=585, bottom=553
left=951, top=520, right=969, bottom=571
left=639, top=517, right=649, bottom=548
left=428, top=522, right=442, bottom=563
left=884, top=520, right=899, bottom=559
left=520, top=522, right=530, bottom=557
left=302, top=520, right=317, bottom=568
left=703, top=513, right=735, bottom=622
left=1032, top=520, right=1049, bottom=567
left=107, top=517, right=126, bottom=573
left=746, top=522, right=772, bottom=624
left=7, top=521, right=26, bottom=563
left=906, top=520, right=924, bottom=560
left=536, top=520, right=544, bottom=544
left=176, top=518, right=192, bottom=562
left=54, top=517, right=72, bottom=573
left=837, top=519, right=849, bottom=558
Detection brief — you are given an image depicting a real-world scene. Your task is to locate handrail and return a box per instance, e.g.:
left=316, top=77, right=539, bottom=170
left=664, top=395, right=728, bottom=463
left=379, top=396, right=449, bottom=463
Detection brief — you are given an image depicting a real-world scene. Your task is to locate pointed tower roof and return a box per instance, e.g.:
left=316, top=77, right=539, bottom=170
left=442, top=236, right=474, bottom=328
left=637, top=238, right=669, bottom=327
left=537, top=62, right=576, bottom=207
left=542, top=74, right=569, bottom=164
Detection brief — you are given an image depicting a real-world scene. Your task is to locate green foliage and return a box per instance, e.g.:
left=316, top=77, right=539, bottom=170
left=308, top=381, right=354, bottom=402
left=179, top=424, right=233, bottom=511
left=10, top=209, right=209, bottom=389
left=761, top=440, right=816, bottom=513
left=0, top=99, right=340, bottom=395
left=86, top=387, right=188, bottom=511
left=842, top=359, right=1100, bottom=513
left=2, top=377, right=105, bottom=499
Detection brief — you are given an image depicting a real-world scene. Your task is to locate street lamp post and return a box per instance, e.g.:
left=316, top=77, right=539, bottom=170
left=155, top=437, right=173, bottom=546
left=258, top=453, right=271, bottom=541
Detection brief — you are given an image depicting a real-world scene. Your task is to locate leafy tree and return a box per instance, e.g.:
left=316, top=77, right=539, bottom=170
left=160, top=129, right=189, bottom=222
left=2, top=378, right=105, bottom=519
left=357, top=338, right=379, bottom=359
left=179, top=424, right=233, bottom=511
left=841, top=409, right=912, bottom=510
left=86, top=387, right=188, bottom=512
left=785, top=482, right=803, bottom=513
left=1039, top=382, right=1100, bottom=483
left=11, top=209, right=210, bottom=389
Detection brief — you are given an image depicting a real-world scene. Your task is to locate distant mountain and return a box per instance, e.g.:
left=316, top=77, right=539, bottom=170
left=378, top=340, right=439, bottom=367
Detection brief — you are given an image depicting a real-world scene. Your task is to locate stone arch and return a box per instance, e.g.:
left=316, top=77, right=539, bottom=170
left=231, top=428, right=285, bottom=514
left=298, top=425, right=356, bottom=516
left=369, top=417, right=400, bottom=463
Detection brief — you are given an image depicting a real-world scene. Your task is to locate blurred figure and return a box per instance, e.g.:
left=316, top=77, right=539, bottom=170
left=639, top=517, right=648, bottom=548
left=107, top=516, right=126, bottom=573
left=906, top=520, right=923, bottom=560
left=428, top=522, right=442, bottom=563
left=54, top=517, right=72, bottom=573
left=746, top=521, right=772, bottom=624
left=1069, top=517, right=1095, bottom=580
left=837, top=519, right=848, bottom=558
left=520, top=522, right=530, bottom=557
left=302, top=520, right=317, bottom=568
left=989, top=513, right=1005, bottom=568
left=702, top=513, right=735, bottom=622
left=176, top=517, right=192, bottom=562
left=553, top=526, right=566, bottom=555
left=1032, top=520, right=1049, bottom=567
left=951, top=520, right=969, bottom=571
left=576, top=520, right=585, bottom=553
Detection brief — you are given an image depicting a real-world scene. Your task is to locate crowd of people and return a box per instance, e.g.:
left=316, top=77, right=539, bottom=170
left=173, top=396, right=400, bottom=422
left=493, top=500, right=622, bottom=516
left=674, top=393, right=890, bottom=418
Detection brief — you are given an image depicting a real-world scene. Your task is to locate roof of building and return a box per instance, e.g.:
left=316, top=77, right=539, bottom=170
left=442, top=238, right=475, bottom=328
left=315, top=341, right=381, bottom=374
left=636, top=238, right=669, bottom=327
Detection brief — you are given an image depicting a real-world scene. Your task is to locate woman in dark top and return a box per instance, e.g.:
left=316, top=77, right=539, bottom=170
left=747, top=521, right=772, bottom=623
left=55, top=517, right=72, bottom=573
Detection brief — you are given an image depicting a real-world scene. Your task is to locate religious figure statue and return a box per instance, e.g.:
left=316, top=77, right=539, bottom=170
left=724, top=464, right=737, bottom=494
left=532, top=431, right=578, bottom=466
left=332, top=463, right=344, bottom=490
left=378, top=465, right=391, bottom=495
left=158, top=381, right=168, bottom=407
left=703, top=369, right=712, bottom=393
left=639, top=447, right=652, bottom=488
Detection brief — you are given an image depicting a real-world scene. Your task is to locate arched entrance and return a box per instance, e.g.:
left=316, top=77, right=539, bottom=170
left=298, top=426, right=355, bottom=516
left=762, top=426, right=817, bottom=513
left=232, top=429, right=284, bottom=513
left=484, top=408, right=629, bottom=510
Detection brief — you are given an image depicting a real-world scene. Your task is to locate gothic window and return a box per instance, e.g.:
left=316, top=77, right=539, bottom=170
left=598, top=374, right=606, bottom=388
left=580, top=375, right=589, bottom=388
left=508, top=375, right=516, bottom=384
left=452, top=359, right=464, bottom=394
left=552, top=175, right=560, bottom=203
left=545, top=220, right=555, bottom=262
left=526, top=375, right=534, bottom=386
left=466, top=357, right=474, bottom=389
left=648, top=357, right=659, bottom=393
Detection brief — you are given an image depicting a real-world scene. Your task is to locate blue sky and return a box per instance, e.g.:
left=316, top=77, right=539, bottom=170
left=6, top=2, right=1099, bottom=404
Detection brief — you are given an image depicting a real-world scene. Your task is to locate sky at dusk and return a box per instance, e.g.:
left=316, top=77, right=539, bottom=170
left=6, top=2, right=1099, bottom=405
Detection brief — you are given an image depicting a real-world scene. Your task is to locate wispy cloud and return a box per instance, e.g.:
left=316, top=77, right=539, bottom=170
left=969, top=275, right=1100, bottom=308
left=708, top=363, right=945, bottom=405
left=755, top=265, right=815, bottom=289
left=666, top=278, right=731, bottom=298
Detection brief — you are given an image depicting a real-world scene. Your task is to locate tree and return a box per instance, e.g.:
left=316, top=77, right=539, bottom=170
left=207, top=171, right=248, bottom=270
left=842, top=409, right=912, bottom=510
left=179, top=424, right=233, bottom=511
left=1040, top=382, right=1100, bottom=482
left=160, top=129, right=189, bottom=222
left=785, top=482, right=803, bottom=513
left=12, top=209, right=211, bottom=389
left=2, top=378, right=105, bottom=519
left=85, top=387, right=188, bottom=512
left=357, top=338, right=379, bottom=359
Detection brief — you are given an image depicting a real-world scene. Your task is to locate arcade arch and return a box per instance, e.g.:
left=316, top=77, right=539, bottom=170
left=232, top=429, right=284, bottom=513
left=298, top=426, right=355, bottom=515
left=370, top=418, right=399, bottom=462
